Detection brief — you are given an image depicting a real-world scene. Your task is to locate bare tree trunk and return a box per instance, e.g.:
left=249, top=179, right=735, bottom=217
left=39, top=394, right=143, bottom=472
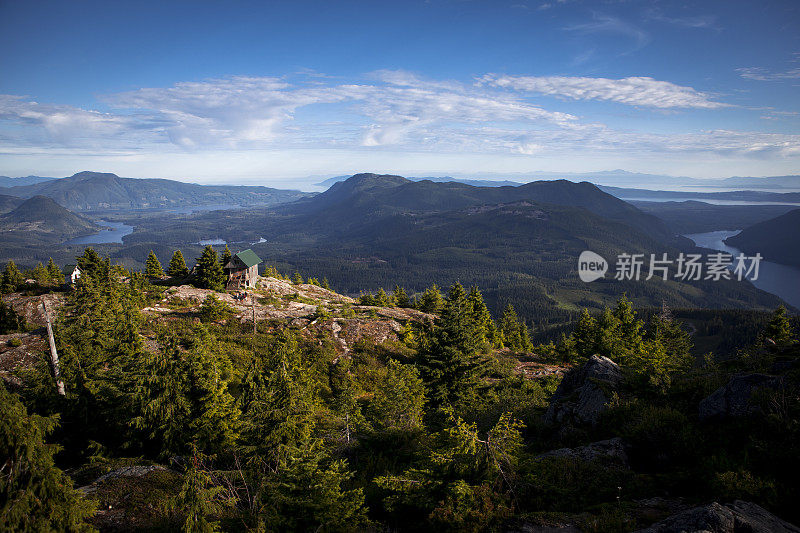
left=42, top=300, right=66, bottom=396
left=251, top=293, right=257, bottom=334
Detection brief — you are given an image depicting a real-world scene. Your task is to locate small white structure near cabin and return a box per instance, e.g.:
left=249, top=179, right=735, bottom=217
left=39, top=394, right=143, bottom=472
left=63, top=264, right=81, bottom=284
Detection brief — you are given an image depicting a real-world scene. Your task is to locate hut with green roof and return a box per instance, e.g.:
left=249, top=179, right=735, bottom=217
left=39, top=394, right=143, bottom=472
left=223, top=249, right=262, bottom=289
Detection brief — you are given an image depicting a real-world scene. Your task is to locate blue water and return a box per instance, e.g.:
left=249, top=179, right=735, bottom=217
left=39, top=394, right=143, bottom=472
left=64, top=220, right=134, bottom=245
left=685, top=230, right=800, bottom=309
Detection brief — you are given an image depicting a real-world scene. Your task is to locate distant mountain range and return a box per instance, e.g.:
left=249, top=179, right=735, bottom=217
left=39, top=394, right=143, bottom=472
left=0, top=171, right=312, bottom=212
left=726, top=209, right=800, bottom=269
left=0, top=195, right=101, bottom=244
left=631, top=200, right=797, bottom=234
left=119, top=173, right=783, bottom=319
left=598, top=185, right=800, bottom=204
left=0, top=175, right=55, bottom=188
left=314, top=170, right=800, bottom=192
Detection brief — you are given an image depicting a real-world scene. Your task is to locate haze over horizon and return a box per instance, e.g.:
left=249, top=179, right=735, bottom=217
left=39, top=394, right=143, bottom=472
left=1, top=0, right=799, bottom=186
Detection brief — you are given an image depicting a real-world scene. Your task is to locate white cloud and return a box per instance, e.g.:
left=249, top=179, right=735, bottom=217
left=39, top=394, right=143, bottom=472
left=564, top=13, right=650, bottom=52
left=737, top=67, right=800, bottom=81
left=1, top=72, right=797, bottom=177
left=480, top=74, right=729, bottom=109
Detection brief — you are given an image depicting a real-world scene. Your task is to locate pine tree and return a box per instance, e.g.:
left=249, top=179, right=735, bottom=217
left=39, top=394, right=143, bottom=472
left=292, top=272, right=304, bottom=285
left=194, top=246, right=225, bottom=291
left=393, top=285, right=410, bottom=307
left=1, top=260, right=24, bottom=293
left=133, top=326, right=239, bottom=457
left=46, top=258, right=62, bottom=283
left=500, top=304, right=532, bottom=352
left=418, top=284, right=444, bottom=313
left=145, top=251, right=165, bottom=279
left=168, top=250, right=189, bottom=277
left=174, top=448, right=226, bottom=533
left=467, top=287, right=496, bottom=352
left=329, top=360, right=369, bottom=443
left=239, top=332, right=318, bottom=469
left=374, top=287, right=390, bottom=307
left=76, top=247, right=110, bottom=283
left=0, top=385, right=96, bottom=531
left=221, top=244, right=232, bottom=268
left=369, top=360, right=426, bottom=431
left=0, top=299, right=26, bottom=335
left=762, top=305, right=794, bottom=345
left=256, top=440, right=368, bottom=532
left=417, top=283, right=488, bottom=407
left=31, top=262, right=50, bottom=284
left=321, top=278, right=330, bottom=290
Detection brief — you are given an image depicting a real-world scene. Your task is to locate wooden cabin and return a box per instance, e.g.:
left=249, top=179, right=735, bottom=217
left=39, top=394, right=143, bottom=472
left=63, top=264, right=81, bottom=284
left=224, top=249, right=262, bottom=289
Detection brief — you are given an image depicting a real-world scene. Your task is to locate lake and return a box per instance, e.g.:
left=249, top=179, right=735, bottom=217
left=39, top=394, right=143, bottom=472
left=685, top=230, right=800, bottom=309
left=64, top=220, right=134, bottom=245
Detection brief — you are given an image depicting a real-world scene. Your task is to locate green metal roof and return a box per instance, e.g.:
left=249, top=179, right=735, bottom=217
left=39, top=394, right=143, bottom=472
left=234, top=249, right=262, bottom=268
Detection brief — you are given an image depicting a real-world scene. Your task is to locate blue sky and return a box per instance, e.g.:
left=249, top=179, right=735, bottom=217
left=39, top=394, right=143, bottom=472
left=1, top=0, right=798, bottom=185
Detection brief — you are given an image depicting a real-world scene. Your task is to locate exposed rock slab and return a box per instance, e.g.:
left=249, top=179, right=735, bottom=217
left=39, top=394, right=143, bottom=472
left=635, top=500, right=800, bottom=533
left=535, top=437, right=628, bottom=466
left=544, top=355, right=621, bottom=427
left=699, top=373, right=784, bottom=422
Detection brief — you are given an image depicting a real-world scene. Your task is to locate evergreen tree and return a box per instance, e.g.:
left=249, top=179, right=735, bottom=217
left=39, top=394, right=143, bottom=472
left=239, top=332, right=319, bottom=469
left=292, top=272, right=304, bottom=285
left=31, top=262, right=50, bottom=285
left=0, top=385, right=96, bottom=531
left=418, top=284, right=444, bottom=313
left=256, top=440, right=368, bottom=532
left=194, top=246, right=225, bottom=291
left=393, top=285, right=410, bottom=308
left=467, top=287, right=497, bottom=352
left=221, top=244, right=232, bottom=268
left=1, top=260, right=24, bottom=293
left=321, top=277, right=330, bottom=290
left=174, top=449, right=226, bottom=533
left=168, top=250, right=189, bottom=277
left=134, top=326, right=239, bottom=457
left=329, top=359, right=369, bottom=443
left=46, top=257, right=63, bottom=283
left=762, top=305, right=794, bottom=345
left=369, top=360, right=426, bottom=431
left=417, top=283, right=488, bottom=407
left=0, top=299, right=26, bottom=334
left=571, top=308, right=598, bottom=360
left=374, top=287, right=390, bottom=307
left=145, top=251, right=165, bottom=279
left=76, top=247, right=110, bottom=283
left=500, top=304, right=532, bottom=352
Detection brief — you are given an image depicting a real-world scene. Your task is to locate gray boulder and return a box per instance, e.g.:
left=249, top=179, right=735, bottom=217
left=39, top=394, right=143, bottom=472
left=699, top=373, right=783, bottom=422
left=635, top=500, right=800, bottom=533
left=544, top=355, right=622, bottom=427
left=535, top=437, right=628, bottom=466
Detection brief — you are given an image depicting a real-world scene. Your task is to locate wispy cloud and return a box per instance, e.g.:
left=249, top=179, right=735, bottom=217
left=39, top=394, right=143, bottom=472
left=737, top=67, right=800, bottom=81
left=643, top=8, right=719, bottom=30
left=480, top=74, right=729, bottom=109
left=1, top=72, right=796, bottom=164
left=564, top=13, right=650, bottom=53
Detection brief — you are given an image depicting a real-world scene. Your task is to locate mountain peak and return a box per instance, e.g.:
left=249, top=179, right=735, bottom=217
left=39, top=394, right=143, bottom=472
left=69, top=171, right=122, bottom=180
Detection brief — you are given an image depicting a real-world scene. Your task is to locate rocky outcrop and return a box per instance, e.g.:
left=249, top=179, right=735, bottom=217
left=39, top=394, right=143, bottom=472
left=635, top=500, right=800, bottom=533
left=544, top=355, right=622, bottom=427
left=535, top=437, right=628, bottom=466
left=699, top=373, right=784, bottom=422
left=77, top=465, right=167, bottom=495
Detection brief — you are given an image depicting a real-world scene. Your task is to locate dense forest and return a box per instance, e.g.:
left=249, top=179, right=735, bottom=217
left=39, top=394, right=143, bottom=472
left=1, top=247, right=799, bottom=531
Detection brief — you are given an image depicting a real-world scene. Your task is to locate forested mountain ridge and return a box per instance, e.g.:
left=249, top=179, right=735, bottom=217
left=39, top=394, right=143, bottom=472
left=0, top=171, right=313, bottom=212
left=0, top=195, right=101, bottom=242
left=726, top=208, right=800, bottom=268
left=292, top=173, right=676, bottom=242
